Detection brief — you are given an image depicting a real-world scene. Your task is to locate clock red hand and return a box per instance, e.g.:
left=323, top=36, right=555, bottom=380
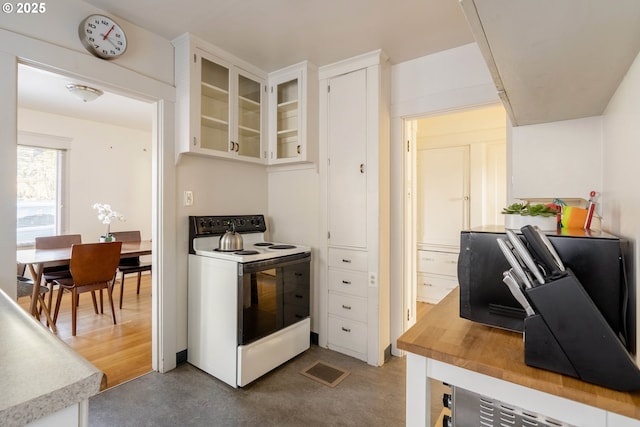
left=103, top=25, right=114, bottom=40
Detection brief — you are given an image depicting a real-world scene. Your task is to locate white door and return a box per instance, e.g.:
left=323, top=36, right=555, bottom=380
left=417, top=146, right=469, bottom=247
left=327, top=69, right=367, bottom=248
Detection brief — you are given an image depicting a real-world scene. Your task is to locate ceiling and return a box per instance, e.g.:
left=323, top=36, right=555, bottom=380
left=18, top=65, right=154, bottom=131
left=85, top=0, right=474, bottom=72
left=18, top=0, right=475, bottom=130
left=460, top=0, right=640, bottom=126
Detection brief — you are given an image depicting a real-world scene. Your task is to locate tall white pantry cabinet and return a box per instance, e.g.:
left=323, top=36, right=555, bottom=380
left=319, top=51, right=391, bottom=366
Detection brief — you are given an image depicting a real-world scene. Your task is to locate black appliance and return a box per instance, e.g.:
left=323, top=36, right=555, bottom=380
left=458, top=226, right=629, bottom=349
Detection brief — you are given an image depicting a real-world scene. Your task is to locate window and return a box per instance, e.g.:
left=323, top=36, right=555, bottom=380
left=17, top=144, right=65, bottom=246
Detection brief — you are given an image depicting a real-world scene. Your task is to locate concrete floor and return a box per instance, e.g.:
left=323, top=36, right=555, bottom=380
left=89, top=345, right=407, bottom=426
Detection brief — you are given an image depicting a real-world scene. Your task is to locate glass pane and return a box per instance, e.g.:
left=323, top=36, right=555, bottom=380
left=277, top=78, right=299, bottom=159
left=200, top=57, right=230, bottom=152
left=237, top=74, right=261, bottom=158
left=17, top=145, right=59, bottom=245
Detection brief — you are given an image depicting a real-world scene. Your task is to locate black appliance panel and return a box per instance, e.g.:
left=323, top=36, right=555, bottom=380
left=458, top=228, right=626, bottom=345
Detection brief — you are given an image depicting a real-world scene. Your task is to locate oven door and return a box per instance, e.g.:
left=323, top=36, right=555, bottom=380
left=238, top=252, right=310, bottom=345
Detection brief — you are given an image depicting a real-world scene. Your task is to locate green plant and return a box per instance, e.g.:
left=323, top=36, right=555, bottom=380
left=501, top=202, right=558, bottom=217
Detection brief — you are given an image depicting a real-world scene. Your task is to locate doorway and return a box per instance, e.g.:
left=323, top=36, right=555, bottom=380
left=404, top=104, right=507, bottom=328
left=17, top=64, right=155, bottom=387
left=0, top=34, right=178, bottom=379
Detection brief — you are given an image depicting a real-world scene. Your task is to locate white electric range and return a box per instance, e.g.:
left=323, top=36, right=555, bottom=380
left=187, top=215, right=311, bottom=388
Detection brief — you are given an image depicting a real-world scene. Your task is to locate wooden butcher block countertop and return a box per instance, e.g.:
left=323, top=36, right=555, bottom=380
left=397, top=288, right=640, bottom=420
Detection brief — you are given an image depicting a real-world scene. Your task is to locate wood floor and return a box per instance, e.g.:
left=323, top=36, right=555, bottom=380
left=18, top=274, right=152, bottom=389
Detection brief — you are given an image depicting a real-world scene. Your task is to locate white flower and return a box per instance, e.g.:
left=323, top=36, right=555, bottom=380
left=93, top=203, right=125, bottom=236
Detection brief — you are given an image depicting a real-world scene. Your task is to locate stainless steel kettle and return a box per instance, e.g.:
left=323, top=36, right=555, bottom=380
left=219, top=222, right=243, bottom=251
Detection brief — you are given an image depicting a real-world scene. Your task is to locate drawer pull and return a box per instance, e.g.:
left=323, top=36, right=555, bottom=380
left=294, top=294, right=304, bottom=298
left=295, top=272, right=303, bottom=276
left=341, top=327, right=351, bottom=333
left=422, top=282, right=433, bottom=287
left=423, top=257, right=436, bottom=262
left=341, top=304, right=352, bottom=310
left=341, top=280, right=352, bottom=285
left=341, top=259, right=352, bottom=263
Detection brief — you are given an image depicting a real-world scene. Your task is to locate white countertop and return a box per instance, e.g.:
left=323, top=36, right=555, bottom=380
left=0, top=289, right=104, bottom=426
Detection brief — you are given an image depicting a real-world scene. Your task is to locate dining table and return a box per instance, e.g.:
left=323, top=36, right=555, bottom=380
left=16, top=240, right=152, bottom=319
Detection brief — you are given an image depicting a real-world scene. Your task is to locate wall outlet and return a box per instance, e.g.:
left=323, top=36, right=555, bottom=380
left=184, top=190, right=194, bottom=207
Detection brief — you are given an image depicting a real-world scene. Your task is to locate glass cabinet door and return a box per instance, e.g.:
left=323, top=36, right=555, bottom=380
left=200, top=56, right=231, bottom=153
left=275, top=78, right=299, bottom=160
left=236, top=72, right=262, bottom=159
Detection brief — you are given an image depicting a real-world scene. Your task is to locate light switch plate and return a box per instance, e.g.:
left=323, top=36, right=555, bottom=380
left=184, top=190, right=194, bottom=207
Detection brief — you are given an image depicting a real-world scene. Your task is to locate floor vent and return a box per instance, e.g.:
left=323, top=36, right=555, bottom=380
left=300, top=361, right=350, bottom=387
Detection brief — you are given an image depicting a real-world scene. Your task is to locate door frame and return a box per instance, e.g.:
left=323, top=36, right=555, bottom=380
left=392, top=102, right=506, bottom=356
left=0, top=29, right=178, bottom=373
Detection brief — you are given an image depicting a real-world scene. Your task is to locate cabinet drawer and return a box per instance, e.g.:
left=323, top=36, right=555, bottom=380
left=328, top=269, right=367, bottom=298
left=328, top=293, right=367, bottom=322
left=328, top=315, right=367, bottom=355
left=417, top=273, right=458, bottom=304
left=417, top=250, right=459, bottom=276
left=328, top=248, right=367, bottom=271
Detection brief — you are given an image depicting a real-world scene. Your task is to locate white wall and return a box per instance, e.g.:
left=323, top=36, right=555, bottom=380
left=0, top=2, right=177, bottom=371
left=602, top=50, right=640, bottom=356
left=18, top=108, right=152, bottom=242
left=511, top=116, right=603, bottom=201
left=0, top=0, right=173, bottom=86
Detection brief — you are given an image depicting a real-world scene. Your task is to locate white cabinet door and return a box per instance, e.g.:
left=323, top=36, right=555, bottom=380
left=197, top=49, right=233, bottom=156
left=417, top=146, right=469, bottom=247
left=235, top=69, right=263, bottom=161
left=327, top=68, right=367, bottom=249
left=268, top=61, right=318, bottom=165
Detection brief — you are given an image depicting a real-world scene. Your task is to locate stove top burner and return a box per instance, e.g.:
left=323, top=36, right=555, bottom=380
left=235, top=250, right=259, bottom=255
left=254, top=242, right=274, bottom=247
left=269, top=244, right=296, bottom=249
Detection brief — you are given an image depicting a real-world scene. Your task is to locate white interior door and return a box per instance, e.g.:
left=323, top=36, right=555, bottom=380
left=327, top=69, right=367, bottom=248
left=418, top=146, right=469, bottom=248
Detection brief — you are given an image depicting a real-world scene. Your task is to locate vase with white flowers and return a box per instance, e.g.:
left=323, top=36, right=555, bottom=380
left=92, top=203, right=125, bottom=242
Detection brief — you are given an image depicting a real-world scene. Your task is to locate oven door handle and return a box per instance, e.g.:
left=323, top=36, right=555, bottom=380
left=240, top=252, right=311, bottom=274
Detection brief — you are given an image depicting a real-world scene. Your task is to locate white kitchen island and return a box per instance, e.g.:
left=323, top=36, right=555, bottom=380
left=0, top=289, right=105, bottom=427
left=398, top=289, right=640, bottom=426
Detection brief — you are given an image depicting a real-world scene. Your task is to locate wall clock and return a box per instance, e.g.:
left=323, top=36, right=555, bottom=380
left=79, top=14, right=128, bottom=60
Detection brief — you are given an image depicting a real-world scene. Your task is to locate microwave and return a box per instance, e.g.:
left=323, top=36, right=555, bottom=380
left=457, top=226, right=631, bottom=350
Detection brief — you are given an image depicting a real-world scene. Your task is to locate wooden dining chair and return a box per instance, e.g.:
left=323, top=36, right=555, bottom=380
left=110, top=231, right=152, bottom=309
left=52, top=242, right=122, bottom=336
left=17, top=263, right=57, bottom=334
left=35, top=234, right=83, bottom=311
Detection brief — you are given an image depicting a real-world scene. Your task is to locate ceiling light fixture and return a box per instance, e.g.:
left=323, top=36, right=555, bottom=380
left=66, top=84, right=104, bottom=102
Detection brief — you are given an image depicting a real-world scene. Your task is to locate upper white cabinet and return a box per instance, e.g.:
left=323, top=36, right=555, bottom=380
left=267, top=61, right=318, bottom=165
left=458, top=0, right=640, bottom=126
left=173, top=34, right=266, bottom=163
